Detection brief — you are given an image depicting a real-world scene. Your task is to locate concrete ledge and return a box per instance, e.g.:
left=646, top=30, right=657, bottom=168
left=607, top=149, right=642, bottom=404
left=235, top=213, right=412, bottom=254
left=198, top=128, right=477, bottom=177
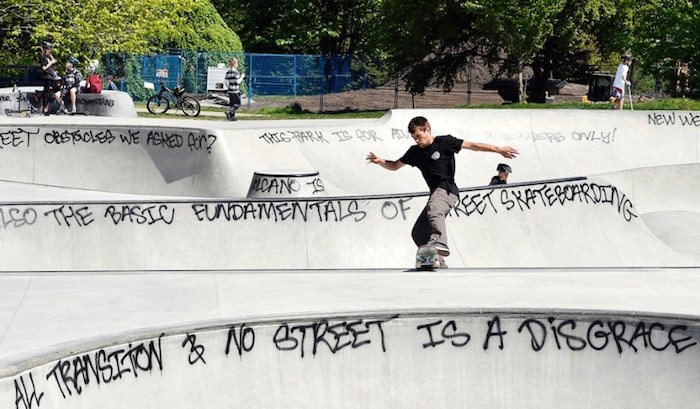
left=0, top=87, right=137, bottom=117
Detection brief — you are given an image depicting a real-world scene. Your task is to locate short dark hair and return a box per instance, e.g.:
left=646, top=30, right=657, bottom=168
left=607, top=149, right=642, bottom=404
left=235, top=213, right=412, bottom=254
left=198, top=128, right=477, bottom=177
left=408, top=116, right=430, bottom=134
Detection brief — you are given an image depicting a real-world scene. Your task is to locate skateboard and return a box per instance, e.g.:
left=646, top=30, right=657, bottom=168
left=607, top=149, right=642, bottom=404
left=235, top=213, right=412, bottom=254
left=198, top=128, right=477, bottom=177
left=415, top=245, right=440, bottom=270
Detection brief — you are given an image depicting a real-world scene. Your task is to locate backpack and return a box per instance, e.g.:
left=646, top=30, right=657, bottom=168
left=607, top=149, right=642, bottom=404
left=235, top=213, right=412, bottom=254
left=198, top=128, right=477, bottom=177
left=85, top=73, right=103, bottom=94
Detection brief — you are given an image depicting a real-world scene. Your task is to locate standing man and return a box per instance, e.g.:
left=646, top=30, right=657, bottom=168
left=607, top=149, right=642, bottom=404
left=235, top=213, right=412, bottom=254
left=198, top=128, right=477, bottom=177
left=39, top=41, right=59, bottom=115
left=366, top=116, right=518, bottom=264
left=224, top=57, right=245, bottom=121
left=612, top=54, right=633, bottom=110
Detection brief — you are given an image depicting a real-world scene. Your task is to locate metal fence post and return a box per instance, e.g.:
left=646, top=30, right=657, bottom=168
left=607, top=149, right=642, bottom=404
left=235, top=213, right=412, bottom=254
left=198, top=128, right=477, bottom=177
left=293, top=55, right=298, bottom=96
left=247, top=53, right=252, bottom=109
left=394, top=74, right=399, bottom=109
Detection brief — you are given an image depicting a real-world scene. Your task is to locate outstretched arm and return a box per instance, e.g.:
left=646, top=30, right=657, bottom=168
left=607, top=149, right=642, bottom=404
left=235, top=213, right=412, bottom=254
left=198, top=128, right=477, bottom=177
left=366, top=152, right=405, bottom=171
left=461, top=140, right=519, bottom=159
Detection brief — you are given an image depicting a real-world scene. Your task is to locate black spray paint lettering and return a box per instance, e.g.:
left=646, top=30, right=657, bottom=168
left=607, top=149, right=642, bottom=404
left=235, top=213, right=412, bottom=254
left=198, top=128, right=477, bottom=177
left=648, top=111, right=700, bottom=127
left=104, top=205, right=175, bottom=225
left=77, top=97, right=115, bottom=107
left=571, top=128, right=617, bottom=144
left=192, top=200, right=367, bottom=223
left=44, top=205, right=94, bottom=228
left=380, top=198, right=412, bottom=220
left=0, top=128, right=39, bottom=149
left=182, top=334, right=206, bottom=365
left=253, top=176, right=323, bottom=195
left=259, top=131, right=291, bottom=144
left=119, top=130, right=140, bottom=145
left=45, top=335, right=164, bottom=399
left=452, top=190, right=498, bottom=217
left=250, top=176, right=302, bottom=195
left=453, top=182, right=638, bottom=222
left=146, top=130, right=184, bottom=149
left=14, top=373, right=44, bottom=409
left=273, top=317, right=395, bottom=358
left=416, top=320, right=471, bottom=348
left=225, top=324, right=256, bottom=358
left=0, top=207, right=37, bottom=229
left=483, top=316, right=507, bottom=350
left=306, top=177, right=325, bottom=194
left=517, top=317, right=698, bottom=354
left=44, top=129, right=116, bottom=145
left=187, top=133, right=217, bottom=153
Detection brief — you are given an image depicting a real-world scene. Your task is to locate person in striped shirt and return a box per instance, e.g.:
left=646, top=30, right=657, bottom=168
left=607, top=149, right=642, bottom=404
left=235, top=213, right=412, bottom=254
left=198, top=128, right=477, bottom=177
left=225, top=57, right=244, bottom=121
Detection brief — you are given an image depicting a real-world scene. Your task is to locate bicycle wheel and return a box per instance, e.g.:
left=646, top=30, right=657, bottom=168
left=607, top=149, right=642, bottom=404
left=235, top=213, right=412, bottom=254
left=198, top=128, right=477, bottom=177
left=180, top=96, right=201, bottom=117
left=147, top=95, right=169, bottom=114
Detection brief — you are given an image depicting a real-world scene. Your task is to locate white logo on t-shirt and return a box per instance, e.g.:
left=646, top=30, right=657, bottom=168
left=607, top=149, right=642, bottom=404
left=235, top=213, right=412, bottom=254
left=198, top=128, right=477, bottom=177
left=431, top=151, right=441, bottom=160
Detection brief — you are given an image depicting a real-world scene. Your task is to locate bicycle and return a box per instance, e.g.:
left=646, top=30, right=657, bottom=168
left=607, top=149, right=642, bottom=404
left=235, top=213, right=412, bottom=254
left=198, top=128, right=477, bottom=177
left=146, top=81, right=201, bottom=117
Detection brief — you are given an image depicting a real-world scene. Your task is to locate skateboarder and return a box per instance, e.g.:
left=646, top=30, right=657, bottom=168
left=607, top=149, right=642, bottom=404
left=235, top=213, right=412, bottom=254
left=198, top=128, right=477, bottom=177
left=366, top=116, right=518, bottom=265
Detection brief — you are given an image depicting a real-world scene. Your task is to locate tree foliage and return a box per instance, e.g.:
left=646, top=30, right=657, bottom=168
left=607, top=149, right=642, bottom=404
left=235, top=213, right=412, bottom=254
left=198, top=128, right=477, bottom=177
left=211, top=0, right=381, bottom=57
left=0, top=0, right=242, bottom=67
left=3, top=0, right=698, bottom=100
left=632, top=0, right=700, bottom=96
left=380, top=0, right=624, bottom=101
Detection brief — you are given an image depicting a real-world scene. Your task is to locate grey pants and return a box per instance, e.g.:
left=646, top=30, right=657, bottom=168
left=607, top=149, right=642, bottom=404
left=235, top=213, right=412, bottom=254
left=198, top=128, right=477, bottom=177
left=411, top=187, right=458, bottom=247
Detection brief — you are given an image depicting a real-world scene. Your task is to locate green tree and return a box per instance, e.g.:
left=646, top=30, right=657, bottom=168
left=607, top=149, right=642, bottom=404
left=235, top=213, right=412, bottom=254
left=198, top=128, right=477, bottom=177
left=377, top=0, right=495, bottom=94
left=212, top=0, right=381, bottom=57
left=0, top=0, right=242, bottom=66
left=380, top=0, right=625, bottom=102
left=632, top=0, right=700, bottom=96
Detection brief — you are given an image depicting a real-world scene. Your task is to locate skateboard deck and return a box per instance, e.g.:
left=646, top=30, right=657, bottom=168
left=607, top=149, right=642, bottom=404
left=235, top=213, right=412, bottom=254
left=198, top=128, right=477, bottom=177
left=415, top=245, right=440, bottom=270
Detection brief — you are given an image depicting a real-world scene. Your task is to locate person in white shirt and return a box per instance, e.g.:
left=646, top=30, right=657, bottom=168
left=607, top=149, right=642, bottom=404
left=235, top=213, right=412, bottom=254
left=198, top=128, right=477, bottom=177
left=611, top=55, right=633, bottom=110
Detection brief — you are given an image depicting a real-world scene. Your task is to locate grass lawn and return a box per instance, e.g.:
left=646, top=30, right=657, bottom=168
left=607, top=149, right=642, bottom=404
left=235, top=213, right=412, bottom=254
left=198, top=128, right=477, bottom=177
left=136, top=97, right=700, bottom=120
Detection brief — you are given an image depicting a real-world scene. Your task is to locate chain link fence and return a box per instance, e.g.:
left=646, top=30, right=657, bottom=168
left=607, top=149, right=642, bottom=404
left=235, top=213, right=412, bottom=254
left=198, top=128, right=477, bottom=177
left=92, top=51, right=697, bottom=110
left=103, top=51, right=362, bottom=102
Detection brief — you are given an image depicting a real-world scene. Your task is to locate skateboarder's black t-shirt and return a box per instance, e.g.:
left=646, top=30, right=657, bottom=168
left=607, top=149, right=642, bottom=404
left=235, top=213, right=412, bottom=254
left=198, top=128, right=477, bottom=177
left=399, top=134, right=463, bottom=196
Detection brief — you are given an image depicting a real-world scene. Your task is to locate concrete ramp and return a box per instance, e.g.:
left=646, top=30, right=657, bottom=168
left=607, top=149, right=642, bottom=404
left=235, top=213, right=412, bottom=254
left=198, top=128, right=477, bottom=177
left=2, top=308, right=699, bottom=409
left=1, top=109, right=698, bottom=197
left=0, top=176, right=696, bottom=271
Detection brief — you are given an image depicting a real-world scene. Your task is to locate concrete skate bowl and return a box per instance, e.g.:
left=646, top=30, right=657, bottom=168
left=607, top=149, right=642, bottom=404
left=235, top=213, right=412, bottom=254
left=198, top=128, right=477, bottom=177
left=0, top=109, right=697, bottom=269
left=0, top=109, right=699, bottom=408
left=3, top=310, right=699, bottom=409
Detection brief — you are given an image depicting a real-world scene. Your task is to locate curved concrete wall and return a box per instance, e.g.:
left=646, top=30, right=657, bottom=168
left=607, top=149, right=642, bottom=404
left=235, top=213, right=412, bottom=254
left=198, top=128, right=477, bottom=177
left=0, top=88, right=137, bottom=117
left=0, top=109, right=697, bottom=197
left=0, top=176, right=696, bottom=271
left=2, top=310, right=699, bottom=409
